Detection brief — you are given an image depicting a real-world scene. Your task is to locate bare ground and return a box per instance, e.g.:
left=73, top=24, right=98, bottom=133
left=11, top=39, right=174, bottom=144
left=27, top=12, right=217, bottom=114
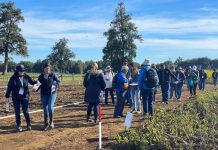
left=0, top=84, right=215, bottom=150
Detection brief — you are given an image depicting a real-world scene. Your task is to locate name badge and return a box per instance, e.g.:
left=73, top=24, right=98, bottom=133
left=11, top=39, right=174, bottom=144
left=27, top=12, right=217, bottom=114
left=19, top=88, right=24, bottom=95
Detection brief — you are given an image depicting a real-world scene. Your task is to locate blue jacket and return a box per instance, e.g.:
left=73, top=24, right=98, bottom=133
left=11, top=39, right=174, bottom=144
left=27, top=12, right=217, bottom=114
left=116, top=72, right=129, bottom=93
left=138, top=65, right=159, bottom=90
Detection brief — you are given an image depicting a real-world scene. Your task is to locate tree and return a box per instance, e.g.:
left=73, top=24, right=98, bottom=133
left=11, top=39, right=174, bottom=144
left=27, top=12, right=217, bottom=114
left=102, top=2, right=142, bottom=71
left=0, top=2, right=27, bottom=75
left=47, top=38, right=75, bottom=73
left=174, top=57, right=183, bottom=66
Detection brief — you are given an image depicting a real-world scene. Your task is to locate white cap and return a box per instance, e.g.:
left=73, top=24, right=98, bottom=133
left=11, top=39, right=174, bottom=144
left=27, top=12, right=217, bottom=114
left=121, top=66, right=129, bottom=71
left=192, top=65, right=197, bottom=71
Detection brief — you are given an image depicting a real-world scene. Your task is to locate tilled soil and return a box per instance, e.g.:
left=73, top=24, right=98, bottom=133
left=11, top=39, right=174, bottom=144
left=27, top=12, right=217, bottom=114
left=0, top=84, right=215, bottom=150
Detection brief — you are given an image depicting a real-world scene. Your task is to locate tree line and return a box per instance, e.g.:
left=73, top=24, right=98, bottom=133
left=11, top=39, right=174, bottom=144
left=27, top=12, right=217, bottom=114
left=1, top=2, right=217, bottom=75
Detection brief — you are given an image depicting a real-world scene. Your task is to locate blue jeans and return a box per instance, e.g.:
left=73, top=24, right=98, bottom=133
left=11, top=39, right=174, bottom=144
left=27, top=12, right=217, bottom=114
left=114, top=90, right=127, bottom=117
left=141, top=89, right=154, bottom=115
left=130, top=86, right=141, bottom=111
left=176, top=83, right=183, bottom=99
left=161, top=83, right=170, bottom=102
left=199, top=79, right=205, bottom=90
left=213, top=78, right=217, bottom=86
left=41, top=93, right=57, bottom=125
left=13, top=97, right=30, bottom=127
left=169, top=83, right=177, bottom=99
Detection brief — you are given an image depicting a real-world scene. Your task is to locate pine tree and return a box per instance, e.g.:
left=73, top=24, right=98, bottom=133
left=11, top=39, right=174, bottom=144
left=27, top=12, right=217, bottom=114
left=102, top=2, right=142, bottom=72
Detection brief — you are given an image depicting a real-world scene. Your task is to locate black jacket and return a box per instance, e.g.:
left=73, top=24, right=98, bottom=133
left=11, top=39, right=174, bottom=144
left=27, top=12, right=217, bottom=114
left=158, top=69, right=179, bottom=85
left=83, top=71, right=106, bottom=103
left=5, top=72, right=37, bottom=100
left=38, top=73, right=60, bottom=96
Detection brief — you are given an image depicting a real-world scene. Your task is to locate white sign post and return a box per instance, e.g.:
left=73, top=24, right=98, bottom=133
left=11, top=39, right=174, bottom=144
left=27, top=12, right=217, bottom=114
left=124, top=112, right=133, bottom=129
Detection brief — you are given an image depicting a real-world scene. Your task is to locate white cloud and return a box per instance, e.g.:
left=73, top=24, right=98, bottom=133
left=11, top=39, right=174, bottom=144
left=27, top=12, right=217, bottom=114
left=138, top=38, right=218, bottom=50
left=133, top=18, right=218, bottom=34
left=200, top=7, right=218, bottom=12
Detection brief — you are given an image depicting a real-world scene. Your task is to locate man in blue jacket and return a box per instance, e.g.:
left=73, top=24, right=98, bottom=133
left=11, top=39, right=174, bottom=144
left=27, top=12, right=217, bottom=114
left=138, top=59, right=159, bottom=116
left=114, top=66, right=129, bottom=118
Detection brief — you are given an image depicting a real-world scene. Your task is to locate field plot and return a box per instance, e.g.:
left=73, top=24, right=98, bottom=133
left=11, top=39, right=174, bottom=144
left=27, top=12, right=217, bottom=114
left=0, top=83, right=216, bottom=150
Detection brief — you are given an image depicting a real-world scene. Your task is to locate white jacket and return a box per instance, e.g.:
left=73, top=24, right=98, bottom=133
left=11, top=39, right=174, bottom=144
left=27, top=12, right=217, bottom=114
left=103, top=71, right=113, bottom=89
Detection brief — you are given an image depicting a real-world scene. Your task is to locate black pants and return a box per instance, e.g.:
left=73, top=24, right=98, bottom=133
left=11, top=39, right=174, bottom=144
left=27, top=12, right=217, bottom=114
left=189, top=83, right=197, bottom=96
left=105, top=88, right=114, bottom=104
left=13, top=97, right=30, bottom=127
left=87, top=102, right=99, bottom=121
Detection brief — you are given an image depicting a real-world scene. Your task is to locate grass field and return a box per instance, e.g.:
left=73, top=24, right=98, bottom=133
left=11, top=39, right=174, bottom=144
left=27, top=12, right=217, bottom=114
left=0, top=73, right=84, bottom=86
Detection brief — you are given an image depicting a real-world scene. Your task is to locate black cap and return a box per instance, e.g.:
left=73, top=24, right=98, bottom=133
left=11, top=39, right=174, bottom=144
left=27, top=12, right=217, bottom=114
left=16, top=64, right=26, bottom=72
left=43, top=62, right=51, bottom=69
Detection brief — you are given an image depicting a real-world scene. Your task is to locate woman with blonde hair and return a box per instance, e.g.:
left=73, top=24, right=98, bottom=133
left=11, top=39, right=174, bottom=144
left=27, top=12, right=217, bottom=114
left=83, top=63, right=106, bottom=123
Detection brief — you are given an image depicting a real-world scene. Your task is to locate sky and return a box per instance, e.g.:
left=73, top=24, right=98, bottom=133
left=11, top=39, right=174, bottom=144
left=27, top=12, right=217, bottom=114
left=1, top=0, right=218, bottom=64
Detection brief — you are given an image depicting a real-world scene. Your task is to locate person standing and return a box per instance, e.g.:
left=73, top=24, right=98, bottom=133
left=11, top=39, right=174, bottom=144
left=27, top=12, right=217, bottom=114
left=138, top=59, right=159, bottom=116
left=169, top=66, right=177, bottom=100
left=83, top=63, right=106, bottom=123
left=5, top=64, right=37, bottom=132
left=198, top=66, right=203, bottom=90
left=114, top=66, right=129, bottom=118
left=187, top=66, right=199, bottom=97
left=151, top=64, right=159, bottom=103
left=158, top=64, right=179, bottom=104
left=199, top=70, right=207, bottom=91
left=212, top=69, right=218, bottom=89
left=129, top=67, right=141, bottom=113
left=103, top=66, right=114, bottom=104
left=175, top=67, right=186, bottom=100
left=38, top=63, right=60, bottom=130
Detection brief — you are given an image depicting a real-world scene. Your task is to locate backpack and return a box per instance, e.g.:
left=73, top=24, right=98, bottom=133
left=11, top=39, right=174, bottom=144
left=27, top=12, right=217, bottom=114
left=188, top=76, right=194, bottom=86
left=144, top=69, right=158, bottom=88
left=112, top=73, right=118, bottom=89
left=192, top=72, right=198, bottom=84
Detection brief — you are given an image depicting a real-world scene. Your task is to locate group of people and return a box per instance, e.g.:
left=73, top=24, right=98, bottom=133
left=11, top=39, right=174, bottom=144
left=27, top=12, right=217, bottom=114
left=83, top=59, right=218, bottom=122
left=4, top=63, right=60, bottom=132
left=3, top=60, right=217, bottom=131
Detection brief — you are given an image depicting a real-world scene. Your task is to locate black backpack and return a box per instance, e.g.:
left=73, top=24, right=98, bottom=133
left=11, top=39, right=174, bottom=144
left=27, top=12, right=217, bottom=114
left=144, top=69, right=158, bottom=88
left=112, top=74, right=118, bottom=89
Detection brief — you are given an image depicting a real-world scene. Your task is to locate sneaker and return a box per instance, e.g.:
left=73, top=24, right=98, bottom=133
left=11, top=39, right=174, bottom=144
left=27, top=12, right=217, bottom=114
left=44, top=124, right=49, bottom=131
left=114, top=116, right=121, bottom=118
left=161, top=102, right=165, bottom=104
left=27, top=125, right=31, bottom=131
left=17, top=126, right=22, bottom=132
left=50, top=122, right=54, bottom=129
left=119, top=115, right=125, bottom=118
left=165, top=102, right=169, bottom=104
left=137, top=110, right=141, bottom=114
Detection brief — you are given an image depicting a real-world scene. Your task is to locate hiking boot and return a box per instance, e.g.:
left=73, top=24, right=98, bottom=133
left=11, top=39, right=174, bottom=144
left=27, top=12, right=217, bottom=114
left=17, top=126, right=22, bottom=132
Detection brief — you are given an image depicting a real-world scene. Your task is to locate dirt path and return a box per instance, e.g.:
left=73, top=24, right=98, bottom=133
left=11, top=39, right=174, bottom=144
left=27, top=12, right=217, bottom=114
left=0, top=84, right=215, bottom=150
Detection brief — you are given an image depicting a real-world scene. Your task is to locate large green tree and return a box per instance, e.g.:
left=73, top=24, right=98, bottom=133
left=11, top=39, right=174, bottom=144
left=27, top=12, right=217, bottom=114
left=0, top=2, right=27, bottom=75
left=47, top=38, right=75, bottom=73
left=102, top=2, right=142, bottom=72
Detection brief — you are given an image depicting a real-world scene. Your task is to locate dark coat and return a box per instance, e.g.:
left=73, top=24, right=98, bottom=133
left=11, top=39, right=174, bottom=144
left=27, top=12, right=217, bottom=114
left=83, top=71, right=106, bottom=103
left=158, top=69, right=178, bottom=85
left=38, top=73, right=60, bottom=96
left=5, top=72, right=37, bottom=100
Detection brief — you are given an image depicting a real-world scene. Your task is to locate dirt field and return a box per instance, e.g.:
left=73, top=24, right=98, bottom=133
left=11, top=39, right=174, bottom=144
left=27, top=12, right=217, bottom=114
left=0, top=84, right=215, bottom=150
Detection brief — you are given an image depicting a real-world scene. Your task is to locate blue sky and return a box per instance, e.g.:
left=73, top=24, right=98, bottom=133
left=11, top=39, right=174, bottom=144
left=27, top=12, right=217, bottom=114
left=1, top=0, right=218, bottom=64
